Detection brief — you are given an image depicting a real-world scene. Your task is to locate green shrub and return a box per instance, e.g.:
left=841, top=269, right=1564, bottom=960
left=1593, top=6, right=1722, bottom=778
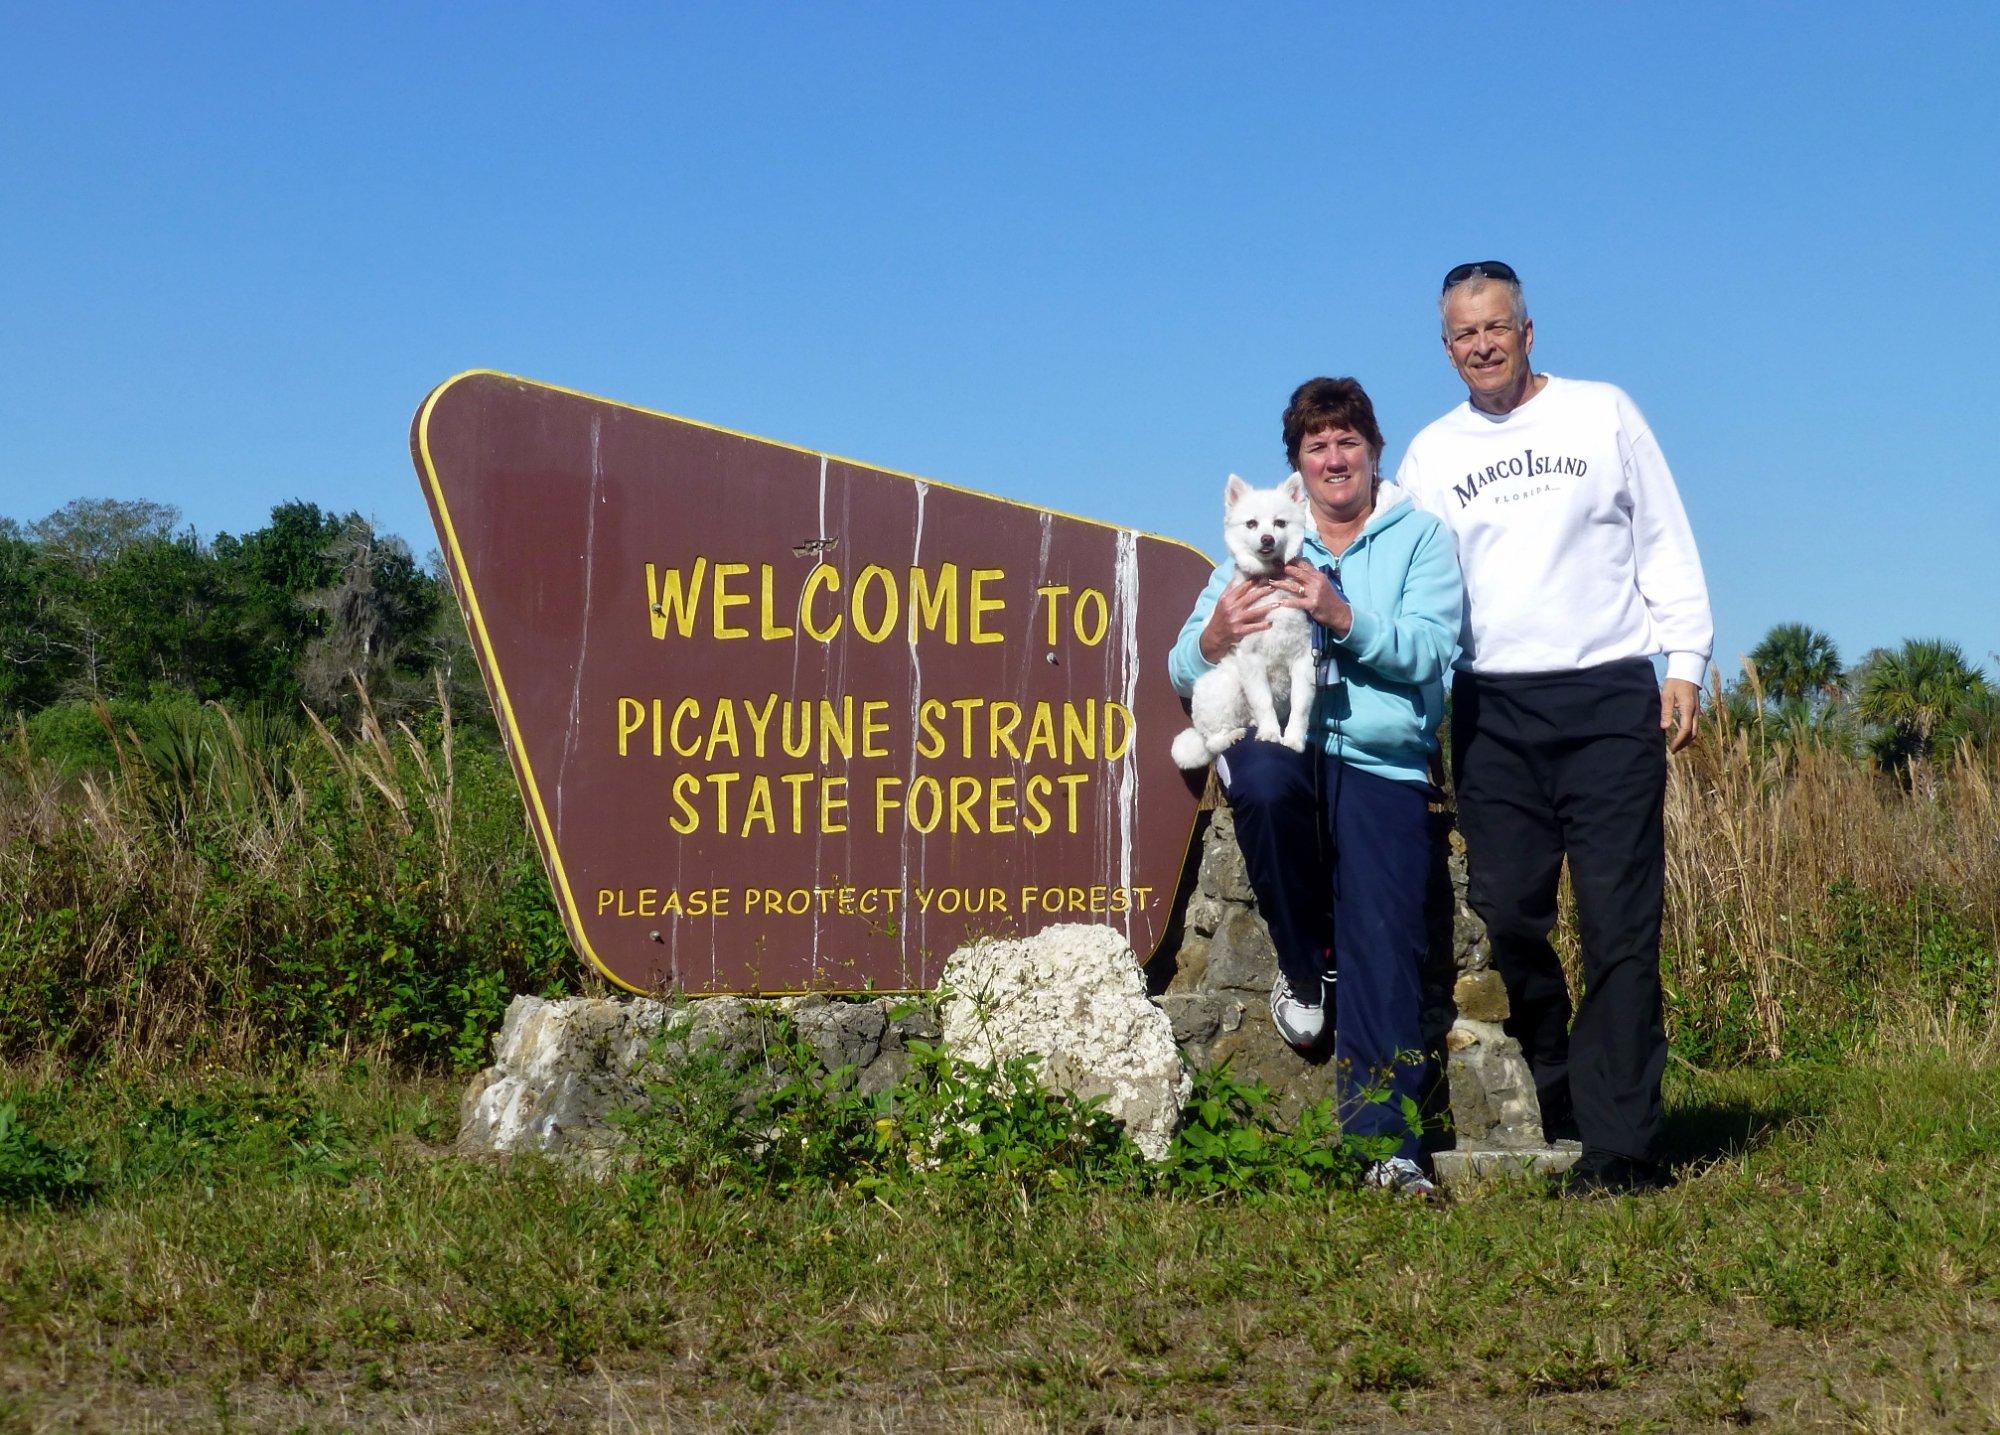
left=615, top=1017, right=1399, bottom=1211
left=1162, top=1062, right=1384, bottom=1197
left=0, top=1102, right=92, bottom=1208
left=1781, top=882, right=1996, bottom=1060
left=616, top=1017, right=1144, bottom=1207
left=19, top=699, right=124, bottom=774
left=1666, top=875, right=2000, bottom=1066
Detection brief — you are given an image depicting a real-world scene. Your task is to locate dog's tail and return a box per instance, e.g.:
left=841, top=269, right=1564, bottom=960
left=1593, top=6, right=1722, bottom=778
left=1170, top=727, right=1212, bottom=770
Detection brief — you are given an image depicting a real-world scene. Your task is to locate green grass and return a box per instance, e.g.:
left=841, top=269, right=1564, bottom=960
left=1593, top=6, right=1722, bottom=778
left=3, top=1050, right=1997, bottom=1430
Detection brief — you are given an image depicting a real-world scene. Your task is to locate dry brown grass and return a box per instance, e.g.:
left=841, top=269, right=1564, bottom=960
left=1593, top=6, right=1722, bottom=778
left=0, top=686, right=573, bottom=1070
left=1652, top=697, right=2000, bottom=1060
left=5, top=680, right=1997, bottom=1071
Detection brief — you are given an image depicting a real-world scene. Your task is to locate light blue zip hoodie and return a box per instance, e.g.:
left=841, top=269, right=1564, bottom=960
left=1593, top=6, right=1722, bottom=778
left=1167, top=483, right=1463, bottom=786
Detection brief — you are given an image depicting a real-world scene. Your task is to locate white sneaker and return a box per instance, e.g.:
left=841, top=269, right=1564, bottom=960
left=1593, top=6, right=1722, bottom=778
left=1270, top=974, right=1324, bottom=1049
left=1366, top=1156, right=1440, bottom=1201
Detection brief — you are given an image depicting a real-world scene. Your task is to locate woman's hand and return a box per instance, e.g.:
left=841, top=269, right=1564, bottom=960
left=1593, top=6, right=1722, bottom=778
left=1197, top=577, right=1282, bottom=662
left=1277, top=557, right=1352, bottom=638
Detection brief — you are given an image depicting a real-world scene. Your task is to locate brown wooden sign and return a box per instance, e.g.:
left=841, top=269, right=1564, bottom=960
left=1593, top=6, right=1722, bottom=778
left=412, top=371, right=1212, bottom=994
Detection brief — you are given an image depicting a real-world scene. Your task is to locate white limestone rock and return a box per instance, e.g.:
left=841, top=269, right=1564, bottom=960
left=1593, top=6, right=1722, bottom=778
left=939, top=923, right=1192, bottom=1161
left=459, top=995, right=675, bottom=1155
left=1443, top=1016, right=1545, bottom=1148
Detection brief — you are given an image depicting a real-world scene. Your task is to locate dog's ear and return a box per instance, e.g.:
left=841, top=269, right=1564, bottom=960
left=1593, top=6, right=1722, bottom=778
left=1224, top=474, right=1250, bottom=511
left=1282, top=471, right=1306, bottom=506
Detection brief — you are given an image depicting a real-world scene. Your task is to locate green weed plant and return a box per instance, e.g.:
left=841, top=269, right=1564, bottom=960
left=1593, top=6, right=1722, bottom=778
left=614, top=1015, right=1406, bottom=1213
left=0, top=1102, right=92, bottom=1208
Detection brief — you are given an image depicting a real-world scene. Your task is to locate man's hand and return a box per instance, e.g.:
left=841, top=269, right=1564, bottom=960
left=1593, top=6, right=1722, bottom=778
left=1197, top=577, right=1282, bottom=662
left=1276, top=557, right=1353, bottom=637
left=1661, top=677, right=1701, bottom=753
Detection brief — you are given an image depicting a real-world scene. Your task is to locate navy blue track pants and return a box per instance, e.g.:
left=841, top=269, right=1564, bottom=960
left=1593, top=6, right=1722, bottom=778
left=1218, top=739, right=1431, bottom=1160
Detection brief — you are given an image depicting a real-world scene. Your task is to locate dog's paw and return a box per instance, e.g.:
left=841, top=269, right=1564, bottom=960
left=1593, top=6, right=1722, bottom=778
left=1169, top=728, right=1213, bottom=770
left=1253, top=725, right=1287, bottom=744
left=1280, top=731, right=1308, bottom=752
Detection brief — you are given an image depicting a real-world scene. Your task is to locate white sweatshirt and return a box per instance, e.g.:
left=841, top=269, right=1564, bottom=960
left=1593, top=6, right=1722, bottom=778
left=1395, top=376, right=1713, bottom=686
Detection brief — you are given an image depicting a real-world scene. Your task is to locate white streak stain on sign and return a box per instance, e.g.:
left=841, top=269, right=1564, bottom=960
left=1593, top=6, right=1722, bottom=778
left=810, top=453, right=829, bottom=980
left=1029, top=510, right=1056, bottom=924
left=901, top=480, right=928, bottom=985
left=1113, top=529, right=1140, bottom=943
left=1028, top=513, right=1054, bottom=686
left=559, top=416, right=604, bottom=839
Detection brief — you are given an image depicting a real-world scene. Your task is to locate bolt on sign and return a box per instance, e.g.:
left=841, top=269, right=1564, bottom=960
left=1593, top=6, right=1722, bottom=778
left=413, top=371, right=1213, bottom=994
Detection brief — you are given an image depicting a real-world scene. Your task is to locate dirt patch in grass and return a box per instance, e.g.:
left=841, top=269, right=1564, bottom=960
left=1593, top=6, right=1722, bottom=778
left=6, top=1310, right=1997, bottom=1431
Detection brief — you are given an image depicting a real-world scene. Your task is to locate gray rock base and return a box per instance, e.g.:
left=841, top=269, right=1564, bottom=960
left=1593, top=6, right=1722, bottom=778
left=1432, top=1140, right=1582, bottom=1191
left=464, top=804, right=1567, bottom=1172
left=458, top=992, right=937, bottom=1157
left=1152, top=806, right=1544, bottom=1155
left=462, top=925, right=1190, bottom=1162
left=1148, top=810, right=1342, bottom=1123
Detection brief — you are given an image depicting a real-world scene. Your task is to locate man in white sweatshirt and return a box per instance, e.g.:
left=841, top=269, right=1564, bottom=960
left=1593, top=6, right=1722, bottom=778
left=1395, top=261, right=1712, bottom=1195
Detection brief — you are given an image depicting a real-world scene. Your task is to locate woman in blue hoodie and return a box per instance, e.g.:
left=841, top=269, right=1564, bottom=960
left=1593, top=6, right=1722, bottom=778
left=1169, top=376, right=1463, bottom=1195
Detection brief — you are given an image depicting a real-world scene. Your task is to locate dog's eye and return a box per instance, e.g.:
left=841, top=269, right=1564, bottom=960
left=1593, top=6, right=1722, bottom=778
left=1245, top=520, right=1258, bottom=529
left=1273, top=519, right=1287, bottom=528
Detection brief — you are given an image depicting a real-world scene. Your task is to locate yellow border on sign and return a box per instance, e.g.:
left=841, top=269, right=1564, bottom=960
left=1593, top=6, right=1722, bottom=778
left=414, top=369, right=1212, bottom=997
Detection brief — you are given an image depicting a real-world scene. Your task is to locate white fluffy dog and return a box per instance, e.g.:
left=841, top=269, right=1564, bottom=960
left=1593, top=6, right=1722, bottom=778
left=1170, top=474, right=1316, bottom=769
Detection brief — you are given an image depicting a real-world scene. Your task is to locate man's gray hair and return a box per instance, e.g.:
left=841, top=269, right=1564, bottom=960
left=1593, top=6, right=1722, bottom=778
left=1439, top=268, right=1529, bottom=337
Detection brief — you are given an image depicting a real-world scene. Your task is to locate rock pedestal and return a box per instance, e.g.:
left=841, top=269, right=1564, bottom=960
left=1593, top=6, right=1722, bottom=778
left=458, top=927, right=1190, bottom=1163
left=1429, top=830, right=1580, bottom=1187
left=1145, top=809, right=1338, bottom=1122
left=1148, top=806, right=1577, bottom=1189
left=461, top=804, right=1577, bottom=1187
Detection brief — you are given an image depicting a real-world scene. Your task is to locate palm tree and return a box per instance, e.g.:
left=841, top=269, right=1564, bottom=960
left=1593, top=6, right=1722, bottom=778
left=1746, top=622, right=1843, bottom=709
left=1857, top=638, right=1989, bottom=769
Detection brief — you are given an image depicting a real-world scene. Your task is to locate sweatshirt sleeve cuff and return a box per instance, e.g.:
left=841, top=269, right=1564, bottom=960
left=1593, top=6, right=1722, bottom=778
left=1335, top=605, right=1379, bottom=657
left=1664, top=652, right=1709, bottom=686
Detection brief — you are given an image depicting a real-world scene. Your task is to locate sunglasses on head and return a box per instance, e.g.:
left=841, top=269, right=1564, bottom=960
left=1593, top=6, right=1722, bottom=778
left=1442, top=260, right=1519, bottom=293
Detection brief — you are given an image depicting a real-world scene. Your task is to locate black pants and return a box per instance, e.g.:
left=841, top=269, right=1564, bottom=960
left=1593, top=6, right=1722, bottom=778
left=1219, top=741, right=1431, bottom=1162
left=1450, top=659, right=1667, bottom=1162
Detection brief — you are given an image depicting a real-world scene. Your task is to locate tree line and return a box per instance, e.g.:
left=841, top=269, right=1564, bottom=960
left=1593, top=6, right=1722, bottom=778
left=2, top=497, right=1993, bottom=776
left=0, top=497, right=478, bottom=725
left=1729, top=621, right=1996, bottom=772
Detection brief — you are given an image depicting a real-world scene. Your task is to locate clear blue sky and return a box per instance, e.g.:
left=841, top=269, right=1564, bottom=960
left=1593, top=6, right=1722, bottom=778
left=3, top=3, right=1995, bottom=680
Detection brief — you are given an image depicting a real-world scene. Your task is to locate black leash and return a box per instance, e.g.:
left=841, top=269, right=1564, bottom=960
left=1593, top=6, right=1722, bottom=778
left=1312, top=559, right=1348, bottom=902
